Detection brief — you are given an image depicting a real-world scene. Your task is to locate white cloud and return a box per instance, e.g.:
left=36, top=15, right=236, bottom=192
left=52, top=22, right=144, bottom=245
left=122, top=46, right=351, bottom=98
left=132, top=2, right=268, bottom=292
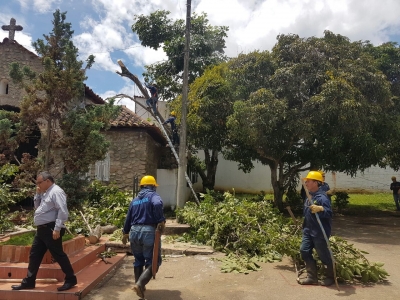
left=68, top=0, right=400, bottom=104
left=18, top=0, right=61, bottom=13
left=100, top=82, right=143, bottom=112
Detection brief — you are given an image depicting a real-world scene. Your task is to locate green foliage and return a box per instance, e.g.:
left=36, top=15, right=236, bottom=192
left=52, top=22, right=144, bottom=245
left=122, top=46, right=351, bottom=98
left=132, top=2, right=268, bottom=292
left=177, top=191, right=389, bottom=283
left=176, top=191, right=285, bottom=273
left=333, top=191, right=350, bottom=213
left=57, top=172, right=90, bottom=208
left=0, top=110, right=23, bottom=162
left=9, top=9, right=104, bottom=174
left=132, top=10, right=228, bottom=101
left=224, top=31, right=395, bottom=211
left=60, top=100, right=121, bottom=173
left=66, top=181, right=132, bottom=235
left=284, top=188, right=303, bottom=212
left=0, top=231, right=74, bottom=246
left=0, top=164, right=27, bottom=233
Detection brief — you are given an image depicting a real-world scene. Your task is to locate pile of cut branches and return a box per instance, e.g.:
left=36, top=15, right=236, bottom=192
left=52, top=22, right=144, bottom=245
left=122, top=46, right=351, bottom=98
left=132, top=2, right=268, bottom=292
left=176, top=191, right=388, bottom=283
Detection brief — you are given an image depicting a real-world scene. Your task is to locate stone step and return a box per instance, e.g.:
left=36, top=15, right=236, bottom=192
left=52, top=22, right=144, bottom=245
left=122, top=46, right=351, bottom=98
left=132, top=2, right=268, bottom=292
left=0, top=243, right=106, bottom=282
left=0, top=253, right=126, bottom=300
left=104, top=220, right=214, bottom=256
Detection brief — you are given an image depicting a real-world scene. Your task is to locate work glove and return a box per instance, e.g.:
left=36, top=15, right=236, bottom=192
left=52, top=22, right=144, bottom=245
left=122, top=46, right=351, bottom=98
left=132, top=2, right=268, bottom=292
left=122, top=233, right=129, bottom=245
left=310, top=204, right=324, bottom=214
left=157, top=221, right=166, bottom=234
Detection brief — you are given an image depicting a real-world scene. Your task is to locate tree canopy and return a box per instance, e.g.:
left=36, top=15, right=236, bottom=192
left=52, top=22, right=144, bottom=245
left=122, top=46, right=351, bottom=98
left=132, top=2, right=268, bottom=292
left=224, top=31, right=396, bottom=210
left=132, top=10, right=228, bottom=100
left=8, top=9, right=120, bottom=177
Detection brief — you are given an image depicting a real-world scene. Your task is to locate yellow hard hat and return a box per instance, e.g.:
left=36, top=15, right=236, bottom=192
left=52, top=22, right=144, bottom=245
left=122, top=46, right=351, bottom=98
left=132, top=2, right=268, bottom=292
left=304, top=171, right=324, bottom=182
left=140, top=175, right=159, bottom=186
left=170, top=111, right=176, bottom=116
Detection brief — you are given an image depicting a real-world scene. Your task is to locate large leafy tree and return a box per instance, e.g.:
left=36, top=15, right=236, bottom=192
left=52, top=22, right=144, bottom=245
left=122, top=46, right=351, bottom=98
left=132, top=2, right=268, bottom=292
left=170, top=64, right=233, bottom=191
left=363, top=42, right=400, bottom=169
left=226, top=31, right=395, bottom=211
left=132, top=10, right=228, bottom=100
left=9, top=10, right=119, bottom=175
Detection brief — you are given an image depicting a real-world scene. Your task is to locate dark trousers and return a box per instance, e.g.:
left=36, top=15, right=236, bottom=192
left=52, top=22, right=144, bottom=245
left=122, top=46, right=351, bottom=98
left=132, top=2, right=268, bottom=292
left=172, top=130, right=180, bottom=146
left=300, top=233, right=332, bottom=266
left=22, top=224, right=76, bottom=285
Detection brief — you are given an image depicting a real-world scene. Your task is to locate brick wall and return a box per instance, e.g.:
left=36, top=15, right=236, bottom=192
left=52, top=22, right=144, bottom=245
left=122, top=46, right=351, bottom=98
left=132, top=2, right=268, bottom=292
left=0, top=40, right=42, bottom=107
left=101, top=128, right=161, bottom=189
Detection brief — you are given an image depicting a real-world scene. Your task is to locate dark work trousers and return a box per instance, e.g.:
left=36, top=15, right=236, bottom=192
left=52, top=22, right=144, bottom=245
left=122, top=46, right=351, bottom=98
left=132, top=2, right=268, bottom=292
left=22, top=224, right=76, bottom=286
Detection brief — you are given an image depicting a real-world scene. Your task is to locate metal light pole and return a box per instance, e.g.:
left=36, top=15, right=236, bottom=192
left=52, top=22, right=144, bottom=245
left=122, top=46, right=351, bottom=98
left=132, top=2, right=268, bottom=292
left=177, top=0, right=191, bottom=208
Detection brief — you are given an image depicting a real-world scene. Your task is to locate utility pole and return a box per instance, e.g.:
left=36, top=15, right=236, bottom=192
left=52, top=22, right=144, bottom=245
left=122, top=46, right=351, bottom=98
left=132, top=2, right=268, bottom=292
left=177, top=0, right=191, bottom=208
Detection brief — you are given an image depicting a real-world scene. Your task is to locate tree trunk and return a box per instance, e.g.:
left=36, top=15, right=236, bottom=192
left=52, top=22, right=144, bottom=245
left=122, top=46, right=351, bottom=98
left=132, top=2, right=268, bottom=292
left=44, top=116, right=51, bottom=171
left=269, top=163, right=285, bottom=212
left=192, top=149, right=219, bottom=192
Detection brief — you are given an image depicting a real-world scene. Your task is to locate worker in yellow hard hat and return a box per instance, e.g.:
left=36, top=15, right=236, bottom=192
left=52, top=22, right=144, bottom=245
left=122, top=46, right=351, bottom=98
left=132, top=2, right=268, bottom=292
left=122, top=175, right=165, bottom=298
left=298, top=171, right=333, bottom=286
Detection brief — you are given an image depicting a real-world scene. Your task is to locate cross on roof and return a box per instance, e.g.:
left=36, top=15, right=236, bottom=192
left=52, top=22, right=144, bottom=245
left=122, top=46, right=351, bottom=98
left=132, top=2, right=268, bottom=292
left=2, top=18, right=23, bottom=41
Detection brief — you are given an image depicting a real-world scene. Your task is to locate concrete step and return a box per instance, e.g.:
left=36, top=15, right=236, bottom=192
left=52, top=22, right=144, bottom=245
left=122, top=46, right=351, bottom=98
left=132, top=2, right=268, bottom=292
left=104, top=219, right=214, bottom=256
left=0, top=249, right=126, bottom=300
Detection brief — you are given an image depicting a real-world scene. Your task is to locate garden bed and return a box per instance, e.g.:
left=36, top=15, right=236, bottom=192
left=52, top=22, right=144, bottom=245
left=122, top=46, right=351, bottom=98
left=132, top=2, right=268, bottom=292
left=0, top=233, right=85, bottom=263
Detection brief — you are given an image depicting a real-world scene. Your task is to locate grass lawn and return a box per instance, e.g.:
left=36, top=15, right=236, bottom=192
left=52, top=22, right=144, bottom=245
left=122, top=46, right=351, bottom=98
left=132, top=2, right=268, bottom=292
left=344, top=193, right=396, bottom=213
left=1, top=231, right=75, bottom=246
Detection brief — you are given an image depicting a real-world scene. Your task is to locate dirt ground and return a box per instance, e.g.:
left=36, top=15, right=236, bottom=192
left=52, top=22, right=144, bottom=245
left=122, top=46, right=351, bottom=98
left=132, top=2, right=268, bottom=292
left=83, top=213, right=400, bottom=300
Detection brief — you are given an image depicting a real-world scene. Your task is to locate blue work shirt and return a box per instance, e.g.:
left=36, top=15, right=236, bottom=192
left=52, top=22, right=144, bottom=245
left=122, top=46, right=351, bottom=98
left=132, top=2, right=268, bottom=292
left=145, top=84, right=158, bottom=98
left=303, top=187, right=332, bottom=239
left=320, top=182, right=330, bottom=193
left=123, top=188, right=165, bottom=234
left=33, top=184, right=68, bottom=231
left=164, top=116, right=176, bottom=131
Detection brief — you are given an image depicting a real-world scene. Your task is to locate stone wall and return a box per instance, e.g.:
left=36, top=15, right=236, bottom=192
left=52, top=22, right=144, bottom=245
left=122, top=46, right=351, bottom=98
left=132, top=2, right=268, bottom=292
left=0, top=40, right=42, bottom=107
left=103, top=128, right=161, bottom=189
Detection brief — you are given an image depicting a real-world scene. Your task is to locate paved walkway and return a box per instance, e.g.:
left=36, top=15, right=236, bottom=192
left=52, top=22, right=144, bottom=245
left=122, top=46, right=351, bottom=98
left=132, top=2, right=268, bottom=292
left=83, top=214, right=400, bottom=300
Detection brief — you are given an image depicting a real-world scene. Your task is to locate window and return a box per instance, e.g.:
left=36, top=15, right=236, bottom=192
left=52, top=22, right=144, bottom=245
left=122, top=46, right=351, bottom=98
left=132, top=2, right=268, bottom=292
left=0, top=79, right=9, bottom=95
left=95, top=153, right=110, bottom=181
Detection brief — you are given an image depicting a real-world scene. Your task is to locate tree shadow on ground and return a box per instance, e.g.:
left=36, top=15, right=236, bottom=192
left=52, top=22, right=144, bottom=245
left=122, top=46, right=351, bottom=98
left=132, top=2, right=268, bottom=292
left=145, top=289, right=182, bottom=300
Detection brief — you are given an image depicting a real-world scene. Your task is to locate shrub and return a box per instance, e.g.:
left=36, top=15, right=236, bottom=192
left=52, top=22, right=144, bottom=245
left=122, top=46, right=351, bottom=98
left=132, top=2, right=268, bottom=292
left=333, top=191, right=350, bottom=213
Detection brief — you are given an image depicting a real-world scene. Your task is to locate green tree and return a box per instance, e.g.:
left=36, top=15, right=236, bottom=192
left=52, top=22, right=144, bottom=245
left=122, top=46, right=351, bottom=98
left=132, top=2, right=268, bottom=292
left=132, top=10, right=228, bottom=100
left=9, top=10, right=118, bottom=176
left=171, top=64, right=233, bottom=191
left=226, top=31, right=394, bottom=211
left=363, top=42, right=400, bottom=169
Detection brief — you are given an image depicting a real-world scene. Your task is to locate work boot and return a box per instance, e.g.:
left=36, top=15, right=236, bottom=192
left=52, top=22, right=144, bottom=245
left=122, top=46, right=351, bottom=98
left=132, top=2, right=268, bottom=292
left=298, top=260, right=318, bottom=285
left=134, top=266, right=145, bottom=291
left=134, top=266, right=143, bottom=282
left=320, top=264, right=335, bottom=286
left=133, top=266, right=152, bottom=298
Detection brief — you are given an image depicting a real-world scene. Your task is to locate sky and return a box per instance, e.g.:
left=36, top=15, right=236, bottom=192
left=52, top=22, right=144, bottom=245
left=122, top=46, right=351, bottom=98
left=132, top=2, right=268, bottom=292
left=1, top=0, right=400, bottom=111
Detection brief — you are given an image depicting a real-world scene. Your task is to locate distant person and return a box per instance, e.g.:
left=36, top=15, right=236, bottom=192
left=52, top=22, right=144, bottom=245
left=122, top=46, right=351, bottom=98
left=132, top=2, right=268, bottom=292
left=390, top=176, right=400, bottom=211
left=145, top=83, right=158, bottom=115
left=11, top=171, right=77, bottom=291
left=122, top=175, right=166, bottom=299
left=299, top=171, right=334, bottom=286
left=318, top=170, right=330, bottom=193
left=163, top=111, right=180, bottom=147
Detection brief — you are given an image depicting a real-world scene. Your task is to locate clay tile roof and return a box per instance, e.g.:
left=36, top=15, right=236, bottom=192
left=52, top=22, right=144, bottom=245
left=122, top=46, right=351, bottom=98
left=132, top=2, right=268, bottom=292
left=111, top=106, right=166, bottom=144
left=84, top=85, right=105, bottom=104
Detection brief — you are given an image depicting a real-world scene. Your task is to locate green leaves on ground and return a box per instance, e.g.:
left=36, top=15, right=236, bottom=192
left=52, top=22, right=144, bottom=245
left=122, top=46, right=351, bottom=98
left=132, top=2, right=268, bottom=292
left=177, top=191, right=389, bottom=283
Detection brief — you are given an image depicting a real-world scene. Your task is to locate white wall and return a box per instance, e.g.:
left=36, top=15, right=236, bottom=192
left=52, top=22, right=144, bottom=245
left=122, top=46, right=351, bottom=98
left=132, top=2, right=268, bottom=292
left=195, top=152, right=395, bottom=194
left=157, top=169, right=178, bottom=208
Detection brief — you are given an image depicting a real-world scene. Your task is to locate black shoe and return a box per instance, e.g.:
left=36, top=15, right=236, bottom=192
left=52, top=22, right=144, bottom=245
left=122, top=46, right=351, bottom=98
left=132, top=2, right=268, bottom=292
left=11, top=284, right=35, bottom=290
left=57, top=281, right=77, bottom=291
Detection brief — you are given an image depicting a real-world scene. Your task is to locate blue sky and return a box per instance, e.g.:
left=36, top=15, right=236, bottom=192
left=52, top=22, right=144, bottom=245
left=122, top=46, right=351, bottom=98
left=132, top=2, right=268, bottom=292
left=1, top=0, right=400, bottom=111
